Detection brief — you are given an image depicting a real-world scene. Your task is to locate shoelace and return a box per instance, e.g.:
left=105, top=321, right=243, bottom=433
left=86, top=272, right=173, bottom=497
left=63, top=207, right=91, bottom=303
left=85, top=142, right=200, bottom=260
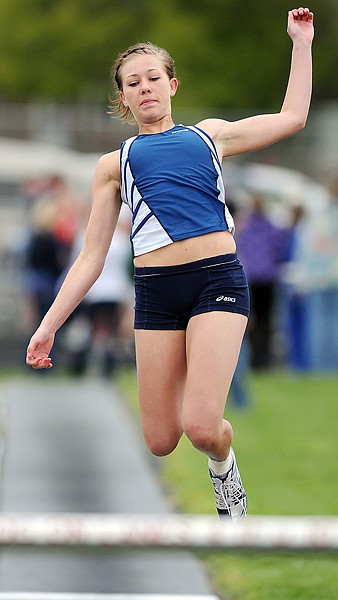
left=220, top=479, right=246, bottom=513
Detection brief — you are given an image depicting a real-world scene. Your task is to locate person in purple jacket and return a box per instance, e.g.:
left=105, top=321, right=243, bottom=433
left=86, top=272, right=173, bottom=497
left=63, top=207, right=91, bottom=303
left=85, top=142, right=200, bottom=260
left=236, top=193, right=287, bottom=369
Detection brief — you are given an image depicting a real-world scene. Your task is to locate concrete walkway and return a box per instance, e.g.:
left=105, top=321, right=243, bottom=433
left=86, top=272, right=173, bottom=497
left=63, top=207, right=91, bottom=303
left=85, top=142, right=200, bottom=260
left=0, top=376, right=216, bottom=597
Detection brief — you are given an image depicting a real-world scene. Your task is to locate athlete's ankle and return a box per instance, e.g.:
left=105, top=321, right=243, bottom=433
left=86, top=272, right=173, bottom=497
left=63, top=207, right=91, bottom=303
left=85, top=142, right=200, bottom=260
left=208, top=450, right=232, bottom=476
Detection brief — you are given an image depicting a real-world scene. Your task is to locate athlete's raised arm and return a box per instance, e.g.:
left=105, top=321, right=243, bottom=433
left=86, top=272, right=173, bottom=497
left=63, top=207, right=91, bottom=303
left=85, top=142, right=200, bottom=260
left=198, top=7, right=314, bottom=159
left=26, top=150, right=122, bottom=369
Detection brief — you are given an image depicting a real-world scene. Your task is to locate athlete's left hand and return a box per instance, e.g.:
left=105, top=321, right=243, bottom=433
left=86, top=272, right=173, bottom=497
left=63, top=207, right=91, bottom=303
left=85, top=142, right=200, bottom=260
left=287, top=7, right=314, bottom=44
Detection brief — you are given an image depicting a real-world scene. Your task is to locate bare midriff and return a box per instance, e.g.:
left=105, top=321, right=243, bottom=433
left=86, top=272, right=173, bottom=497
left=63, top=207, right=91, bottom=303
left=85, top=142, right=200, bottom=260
left=133, top=230, right=236, bottom=267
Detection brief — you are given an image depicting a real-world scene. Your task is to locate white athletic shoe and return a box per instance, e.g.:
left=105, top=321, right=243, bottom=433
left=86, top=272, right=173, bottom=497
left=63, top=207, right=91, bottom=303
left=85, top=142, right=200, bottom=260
left=209, top=448, right=247, bottom=522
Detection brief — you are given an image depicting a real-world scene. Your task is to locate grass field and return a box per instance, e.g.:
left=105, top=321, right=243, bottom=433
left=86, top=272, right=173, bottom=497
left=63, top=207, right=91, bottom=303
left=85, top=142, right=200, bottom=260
left=118, top=368, right=338, bottom=600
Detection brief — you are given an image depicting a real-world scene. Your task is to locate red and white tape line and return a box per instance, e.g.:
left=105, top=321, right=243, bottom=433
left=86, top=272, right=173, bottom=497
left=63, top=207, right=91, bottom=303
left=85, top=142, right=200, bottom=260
left=0, top=514, right=337, bottom=551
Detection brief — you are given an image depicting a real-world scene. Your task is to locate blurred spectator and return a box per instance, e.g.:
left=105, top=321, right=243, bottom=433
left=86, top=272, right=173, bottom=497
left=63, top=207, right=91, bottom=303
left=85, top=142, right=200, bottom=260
left=47, top=175, right=85, bottom=269
left=24, top=198, right=64, bottom=325
left=279, top=203, right=309, bottom=370
left=61, top=204, right=134, bottom=378
left=291, top=176, right=338, bottom=371
left=21, top=175, right=86, bottom=368
left=235, top=193, right=287, bottom=369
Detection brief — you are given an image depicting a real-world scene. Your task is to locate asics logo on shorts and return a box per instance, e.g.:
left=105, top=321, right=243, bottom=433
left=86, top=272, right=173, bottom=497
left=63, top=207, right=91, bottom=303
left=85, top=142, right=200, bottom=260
left=216, top=295, right=236, bottom=303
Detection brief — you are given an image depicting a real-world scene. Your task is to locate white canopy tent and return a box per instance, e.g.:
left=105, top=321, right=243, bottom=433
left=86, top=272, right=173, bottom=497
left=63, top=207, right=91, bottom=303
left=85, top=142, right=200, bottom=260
left=0, top=137, right=99, bottom=193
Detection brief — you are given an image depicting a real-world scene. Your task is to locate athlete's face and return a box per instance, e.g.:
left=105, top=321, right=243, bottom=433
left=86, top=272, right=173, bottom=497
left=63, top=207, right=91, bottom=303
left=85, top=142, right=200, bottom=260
left=119, top=54, right=178, bottom=125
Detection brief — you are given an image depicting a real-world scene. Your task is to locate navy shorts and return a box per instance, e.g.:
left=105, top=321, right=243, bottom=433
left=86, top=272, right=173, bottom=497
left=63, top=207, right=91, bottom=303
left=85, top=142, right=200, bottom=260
left=134, top=253, right=250, bottom=330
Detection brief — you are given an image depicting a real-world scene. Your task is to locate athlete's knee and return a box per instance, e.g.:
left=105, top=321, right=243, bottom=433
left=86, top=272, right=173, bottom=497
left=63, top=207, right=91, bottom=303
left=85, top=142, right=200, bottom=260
left=182, top=416, right=233, bottom=455
left=182, top=419, right=216, bottom=453
left=144, top=430, right=181, bottom=457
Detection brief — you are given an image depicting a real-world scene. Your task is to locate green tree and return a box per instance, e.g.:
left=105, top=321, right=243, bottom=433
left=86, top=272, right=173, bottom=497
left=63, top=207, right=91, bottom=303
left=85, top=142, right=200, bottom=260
left=0, top=0, right=151, bottom=101
left=0, top=0, right=336, bottom=109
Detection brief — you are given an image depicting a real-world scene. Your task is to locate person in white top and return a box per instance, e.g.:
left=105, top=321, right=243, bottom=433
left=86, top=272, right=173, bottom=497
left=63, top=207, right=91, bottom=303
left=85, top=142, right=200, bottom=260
left=64, top=204, right=133, bottom=376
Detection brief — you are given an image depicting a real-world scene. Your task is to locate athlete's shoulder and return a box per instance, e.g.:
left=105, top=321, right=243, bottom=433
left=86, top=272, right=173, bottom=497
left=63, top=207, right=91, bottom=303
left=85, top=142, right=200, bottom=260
left=196, top=118, right=231, bottom=139
left=95, top=149, right=120, bottom=183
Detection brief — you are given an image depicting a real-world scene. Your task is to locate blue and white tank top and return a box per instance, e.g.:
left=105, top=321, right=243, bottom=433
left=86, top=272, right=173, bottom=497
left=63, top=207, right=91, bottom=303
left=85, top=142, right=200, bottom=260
left=120, top=124, right=234, bottom=257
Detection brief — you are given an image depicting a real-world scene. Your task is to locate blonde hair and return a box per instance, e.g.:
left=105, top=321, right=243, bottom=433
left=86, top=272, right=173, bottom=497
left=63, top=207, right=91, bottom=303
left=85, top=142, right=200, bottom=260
left=108, top=42, right=177, bottom=122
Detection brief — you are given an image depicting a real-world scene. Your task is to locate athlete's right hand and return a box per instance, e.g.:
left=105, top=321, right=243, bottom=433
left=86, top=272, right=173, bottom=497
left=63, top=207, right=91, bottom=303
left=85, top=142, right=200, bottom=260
left=26, top=327, right=55, bottom=369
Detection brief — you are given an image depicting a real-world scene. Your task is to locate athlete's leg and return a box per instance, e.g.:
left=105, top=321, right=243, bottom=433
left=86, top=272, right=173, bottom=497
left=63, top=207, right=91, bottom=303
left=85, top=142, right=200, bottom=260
left=134, top=329, right=187, bottom=456
left=181, top=311, right=248, bottom=460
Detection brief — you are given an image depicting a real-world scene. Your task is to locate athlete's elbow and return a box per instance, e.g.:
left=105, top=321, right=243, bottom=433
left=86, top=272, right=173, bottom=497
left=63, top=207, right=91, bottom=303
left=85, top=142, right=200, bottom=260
left=284, top=114, right=308, bottom=137
left=294, top=115, right=308, bottom=132
left=281, top=106, right=309, bottom=133
left=77, top=251, right=105, bottom=281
